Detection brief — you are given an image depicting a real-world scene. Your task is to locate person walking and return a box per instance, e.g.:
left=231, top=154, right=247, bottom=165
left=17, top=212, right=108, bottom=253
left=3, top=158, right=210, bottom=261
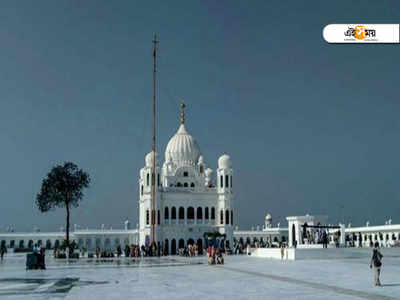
left=370, top=242, right=383, bottom=286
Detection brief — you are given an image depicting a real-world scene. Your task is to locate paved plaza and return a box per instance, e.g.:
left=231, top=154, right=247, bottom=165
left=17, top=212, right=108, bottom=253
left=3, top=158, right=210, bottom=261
left=0, top=248, right=399, bottom=299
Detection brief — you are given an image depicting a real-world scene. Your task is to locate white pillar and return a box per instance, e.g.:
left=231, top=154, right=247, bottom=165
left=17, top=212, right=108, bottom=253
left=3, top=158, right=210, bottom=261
left=339, top=224, right=345, bottom=246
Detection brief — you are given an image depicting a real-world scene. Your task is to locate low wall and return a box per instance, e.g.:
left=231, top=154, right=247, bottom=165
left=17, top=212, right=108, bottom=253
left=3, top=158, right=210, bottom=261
left=251, top=247, right=379, bottom=260
left=251, top=248, right=295, bottom=260
left=293, top=248, right=371, bottom=260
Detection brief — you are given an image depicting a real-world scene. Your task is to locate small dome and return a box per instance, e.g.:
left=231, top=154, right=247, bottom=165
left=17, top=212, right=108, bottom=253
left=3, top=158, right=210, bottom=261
left=265, top=214, right=272, bottom=220
left=198, top=155, right=204, bottom=164
left=165, top=124, right=201, bottom=165
left=218, top=154, right=232, bottom=169
left=205, top=168, right=213, bottom=177
left=145, top=151, right=158, bottom=167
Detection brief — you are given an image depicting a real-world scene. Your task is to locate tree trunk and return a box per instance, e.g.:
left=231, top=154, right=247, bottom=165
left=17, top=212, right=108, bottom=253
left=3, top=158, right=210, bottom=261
left=66, top=202, right=70, bottom=254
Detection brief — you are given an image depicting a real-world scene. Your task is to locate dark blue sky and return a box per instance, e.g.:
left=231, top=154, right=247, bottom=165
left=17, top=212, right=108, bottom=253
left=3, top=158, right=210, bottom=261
left=1, top=1, right=399, bottom=231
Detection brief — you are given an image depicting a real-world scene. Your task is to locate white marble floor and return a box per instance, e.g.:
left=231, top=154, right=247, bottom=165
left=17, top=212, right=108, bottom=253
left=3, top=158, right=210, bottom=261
left=0, top=248, right=399, bottom=300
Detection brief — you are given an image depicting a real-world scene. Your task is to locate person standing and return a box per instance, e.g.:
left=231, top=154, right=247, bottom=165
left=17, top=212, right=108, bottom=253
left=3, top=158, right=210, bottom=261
left=0, top=244, right=6, bottom=261
left=370, top=242, right=383, bottom=286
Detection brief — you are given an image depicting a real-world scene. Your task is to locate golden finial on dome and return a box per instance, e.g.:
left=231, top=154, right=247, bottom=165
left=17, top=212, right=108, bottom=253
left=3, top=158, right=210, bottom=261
left=180, top=101, right=186, bottom=124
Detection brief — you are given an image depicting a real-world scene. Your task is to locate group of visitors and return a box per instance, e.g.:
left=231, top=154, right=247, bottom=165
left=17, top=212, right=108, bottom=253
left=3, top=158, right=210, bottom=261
left=27, top=243, right=46, bottom=269
left=302, top=227, right=329, bottom=247
left=123, top=244, right=142, bottom=258
left=207, top=246, right=224, bottom=265
left=179, top=243, right=203, bottom=256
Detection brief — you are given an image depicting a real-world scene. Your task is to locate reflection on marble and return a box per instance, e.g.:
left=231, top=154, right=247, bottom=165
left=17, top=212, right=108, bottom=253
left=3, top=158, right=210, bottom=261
left=0, top=249, right=399, bottom=299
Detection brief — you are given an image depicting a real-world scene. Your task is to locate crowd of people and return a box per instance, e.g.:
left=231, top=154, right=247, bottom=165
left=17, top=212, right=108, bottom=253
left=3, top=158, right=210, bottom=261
left=302, top=227, right=329, bottom=247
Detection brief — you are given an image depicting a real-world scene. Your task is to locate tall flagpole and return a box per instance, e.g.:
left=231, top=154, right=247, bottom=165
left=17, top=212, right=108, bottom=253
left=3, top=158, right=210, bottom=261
left=151, top=34, right=158, bottom=245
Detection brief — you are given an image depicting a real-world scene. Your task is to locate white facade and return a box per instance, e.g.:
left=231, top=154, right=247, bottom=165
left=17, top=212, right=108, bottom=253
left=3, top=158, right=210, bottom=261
left=138, top=106, right=234, bottom=254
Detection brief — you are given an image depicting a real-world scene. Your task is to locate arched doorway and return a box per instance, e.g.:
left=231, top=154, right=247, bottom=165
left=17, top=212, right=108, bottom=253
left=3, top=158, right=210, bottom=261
left=187, top=207, right=194, bottom=220
left=197, top=238, right=203, bottom=255
left=171, top=239, right=177, bottom=255
left=54, top=240, right=60, bottom=249
left=46, top=240, right=52, bottom=249
left=187, top=238, right=194, bottom=246
left=86, top=239, right=92, bottom=250
left=178, top=239, right=185, bottom=249
left=292, top=224, right=296, bottom=247
left=28, top=240, right=34, bottom=249
left=164, top=239, right=169, bottom=256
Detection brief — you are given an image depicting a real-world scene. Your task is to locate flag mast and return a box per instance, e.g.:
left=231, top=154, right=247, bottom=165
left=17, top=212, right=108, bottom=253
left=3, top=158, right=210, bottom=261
left=151, top=34, right=158, bottom=245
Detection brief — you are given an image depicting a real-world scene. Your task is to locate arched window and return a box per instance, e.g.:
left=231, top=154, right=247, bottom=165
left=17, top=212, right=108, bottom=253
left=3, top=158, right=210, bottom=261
left=184, top=182, right=188, bottom=187
left=183, top=171, right=189, bottom=177
left=200, top=165, right=204, bottom=173
left=220, top=210, right=224, bottom=225
left=211, top=207, right=215, bottom=220
left=171, top=239, right=177, bottom=255
left=146, top=173, right=150, bottom=186
left=179, top=207, right=185, bottom=219
left=105, top=238, right=111, bottom=249
left=178, top=239, right=185, bottom=249
left=146, top=210, right=150, bottom=225
left=157, top=174, right=160, bottom=186
left=225, top=210, right=230, bottom=225
left=205, top=207, right=209, bottom=219
left=164, top=239, right=169, bottom=255
left=141, top=185, right=143, bottom=196
left=164, top=207, right=169, bottom=219
left=231, top=210, right=233, bottom=225
left=230, top=176, right=232, bottom=188
left=171, top=207, right=176, bottom=219
left=177, top=182, right=182, bottom=187
left=152, top=210, right=155, bottom=225
left=187, top=207, right=194, bottom=219
left=225, top=175, right=229, bottom=188
left=197, top=207, right=203, bottom=219
left=157, top=210, right=160, bottom=225
left=220, top=175, right=223, bottom=187
left=190, top=182, right=195, bottom=188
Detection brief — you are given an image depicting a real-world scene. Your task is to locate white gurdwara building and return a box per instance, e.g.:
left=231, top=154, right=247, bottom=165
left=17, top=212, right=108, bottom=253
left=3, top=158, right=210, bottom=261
left=138, top=104, right=234, bottom=254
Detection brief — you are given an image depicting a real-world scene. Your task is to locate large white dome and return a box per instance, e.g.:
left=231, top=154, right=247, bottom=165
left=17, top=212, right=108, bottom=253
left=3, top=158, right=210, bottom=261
left=165, top=124, right=201, bottom=165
